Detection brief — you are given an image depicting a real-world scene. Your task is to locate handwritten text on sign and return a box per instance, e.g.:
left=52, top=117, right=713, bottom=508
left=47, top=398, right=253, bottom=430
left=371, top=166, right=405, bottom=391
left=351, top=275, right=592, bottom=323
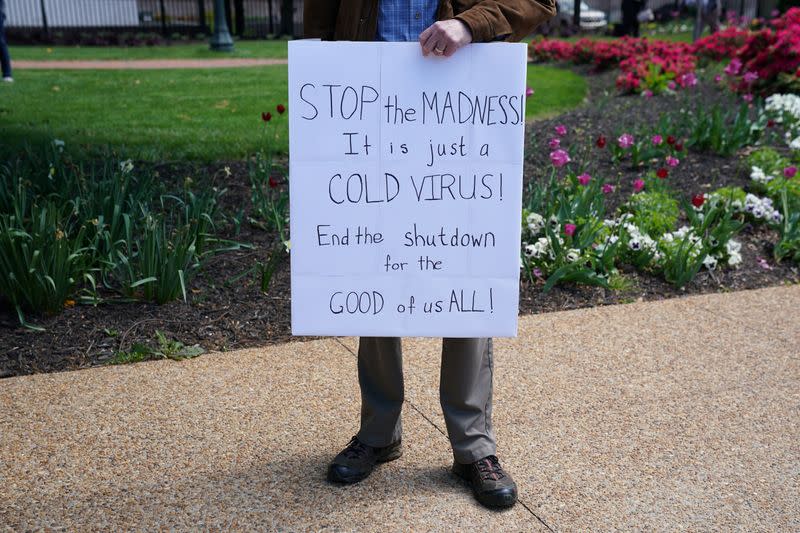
left=289, top=41, right=526, bottom=337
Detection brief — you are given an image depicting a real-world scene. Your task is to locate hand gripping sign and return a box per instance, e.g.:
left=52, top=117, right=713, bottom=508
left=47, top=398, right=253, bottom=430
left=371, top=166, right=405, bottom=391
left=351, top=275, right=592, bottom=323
left=289, top=41, right=527, bottom=337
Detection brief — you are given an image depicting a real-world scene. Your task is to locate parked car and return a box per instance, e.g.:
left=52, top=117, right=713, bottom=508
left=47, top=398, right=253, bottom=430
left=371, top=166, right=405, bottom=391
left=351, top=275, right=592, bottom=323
left=539, top=0, right=609, bottom=34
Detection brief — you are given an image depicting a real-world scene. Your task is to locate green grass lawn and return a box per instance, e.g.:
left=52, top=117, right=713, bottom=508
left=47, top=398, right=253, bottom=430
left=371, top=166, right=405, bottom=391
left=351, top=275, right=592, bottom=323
left=9, top=40, right=289, bottom=61
left=0, top=64, right=586, bottom=161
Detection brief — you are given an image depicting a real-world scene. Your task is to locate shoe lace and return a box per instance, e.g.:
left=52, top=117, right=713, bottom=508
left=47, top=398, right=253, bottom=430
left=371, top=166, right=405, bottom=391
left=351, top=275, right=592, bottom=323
left=475, top=455, right=506, bottom=481
left=342, top=436, right=370, bottom=460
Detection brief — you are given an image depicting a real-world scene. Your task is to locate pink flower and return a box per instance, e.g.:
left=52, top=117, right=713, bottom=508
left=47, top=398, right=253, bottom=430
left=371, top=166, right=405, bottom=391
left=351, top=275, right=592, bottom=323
left=564, top=223, right=577, bottom=237
left=724, top=58, right=742, bottom=76
left=617, top=133, right=634, bottom=149
left=785, top=166, right=798, bottom=179
left=526, top=87, right=535, bottom=97
left=714, top=74, right=723, bottom=83
left=633, top=179, right=645, bottom=192
left=667, top=80, right=677, bottom=90
left=743, top=93, right=754, bottom=103
left=680, top=72, right=698, bottom=87
left=555, top=124, right=568, bottom=136
left=652, top=135, right=663, bottom=146
left=643, top=89, right=654, bottom=98
left=602, top=183, right=615, bottom=194
left=577, top=173, right=591, bottom=186
left=770, top=9, right=779, bottom=17
left=549, top=138, right=561, bottom=149
left=550, top=149, right=571, bottom=168
left=743, top=71, right=759, bottom=84
left=532, top=267, right=543, bottom=279
left=666, top=156, right=680, bottom=167
left=756, top=257, right=773, bottom=270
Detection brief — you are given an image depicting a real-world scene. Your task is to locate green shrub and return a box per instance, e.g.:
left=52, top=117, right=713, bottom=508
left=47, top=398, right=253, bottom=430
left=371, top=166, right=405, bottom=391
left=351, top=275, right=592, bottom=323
left=683, top=102, right=761, bottom=156
left=0, top=199, right=94, bottom=328
left=521, top=172, right=619, bottom=291
left=712, top=186, right=747, bottom=205
left=775, top=188, right=800, bottom=263
left=621, top=191, right=680, bottom=237
left=0, top=144, right=227, bottom=326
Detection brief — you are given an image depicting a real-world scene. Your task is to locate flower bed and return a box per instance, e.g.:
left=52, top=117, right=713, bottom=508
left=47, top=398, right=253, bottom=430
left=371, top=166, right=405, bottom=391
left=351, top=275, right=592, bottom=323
left=529, top=8, right=800, bottom=96
left=2, top=66, right=799, bottom=378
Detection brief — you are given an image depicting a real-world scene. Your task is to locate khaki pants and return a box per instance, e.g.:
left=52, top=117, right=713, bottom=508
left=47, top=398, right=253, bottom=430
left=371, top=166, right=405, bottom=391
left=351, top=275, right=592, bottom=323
left=356, top=337, right=496, bottom=464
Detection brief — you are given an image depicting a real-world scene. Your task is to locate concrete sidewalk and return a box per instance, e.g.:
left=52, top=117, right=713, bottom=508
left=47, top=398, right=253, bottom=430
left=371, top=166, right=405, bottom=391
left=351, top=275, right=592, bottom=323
left=1, top=286, right=798, bottom=531
left=14, top=58, right=288, bottom=70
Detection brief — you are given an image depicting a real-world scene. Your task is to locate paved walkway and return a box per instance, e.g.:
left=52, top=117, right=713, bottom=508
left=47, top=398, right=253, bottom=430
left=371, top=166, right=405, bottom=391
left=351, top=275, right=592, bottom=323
left=14, top=58, right=288, bottom=70
left=1, top=285, right=798, bottom=531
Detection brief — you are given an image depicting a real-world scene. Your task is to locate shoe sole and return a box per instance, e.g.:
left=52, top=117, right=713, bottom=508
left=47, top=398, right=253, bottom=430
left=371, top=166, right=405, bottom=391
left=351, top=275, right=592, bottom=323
left=326, top=448, right=403, bottom=485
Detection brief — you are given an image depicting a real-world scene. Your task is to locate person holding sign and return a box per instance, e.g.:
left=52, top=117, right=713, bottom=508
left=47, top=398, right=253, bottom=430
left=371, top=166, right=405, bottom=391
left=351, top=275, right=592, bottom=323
left=303, top=0, right=555, bottom=510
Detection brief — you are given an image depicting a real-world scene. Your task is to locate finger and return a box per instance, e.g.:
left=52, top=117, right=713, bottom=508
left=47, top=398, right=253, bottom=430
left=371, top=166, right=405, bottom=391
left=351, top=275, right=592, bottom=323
left=419, top=26, right=437, bottom=55
left=421, top=32, right=440, bottom=56
left=418, top=25, right=433, bottom=45
left=443, top=41, right=458, bottom=57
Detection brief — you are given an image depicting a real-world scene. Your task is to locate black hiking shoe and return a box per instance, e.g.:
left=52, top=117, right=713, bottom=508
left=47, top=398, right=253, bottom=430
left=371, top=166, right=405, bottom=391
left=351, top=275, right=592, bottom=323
left=327, top=436, right=402, bottom=484
left=453, top=455, right=518, bottom=509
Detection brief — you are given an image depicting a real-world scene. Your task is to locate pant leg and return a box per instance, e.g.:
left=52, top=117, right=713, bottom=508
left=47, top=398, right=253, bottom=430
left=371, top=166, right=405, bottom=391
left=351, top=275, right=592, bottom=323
left=357, top=336, right=404, bottom=447
left=440, top=337, right=496, bottom=464
left=0, top=14, right=11, bottom=78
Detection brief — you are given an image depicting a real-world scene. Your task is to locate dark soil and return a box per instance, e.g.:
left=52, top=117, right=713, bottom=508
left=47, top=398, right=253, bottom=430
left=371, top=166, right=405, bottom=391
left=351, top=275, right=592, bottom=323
left=1, top=67, right=798, bottom=378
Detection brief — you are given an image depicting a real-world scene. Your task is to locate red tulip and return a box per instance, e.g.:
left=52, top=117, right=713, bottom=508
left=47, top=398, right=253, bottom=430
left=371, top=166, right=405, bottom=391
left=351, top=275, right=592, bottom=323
left=691, top=194, right=705, bottom=208
left=666, top=135, right=676, bottom=145
left=276, top=104, right=286, bottom=114
left=262, top=112, right=272, bottom=122
left=269, top=176, right=279, bottom=189
left=657, top=168, right=668, bottom=179
left=596, top=135, right=607, bottom=149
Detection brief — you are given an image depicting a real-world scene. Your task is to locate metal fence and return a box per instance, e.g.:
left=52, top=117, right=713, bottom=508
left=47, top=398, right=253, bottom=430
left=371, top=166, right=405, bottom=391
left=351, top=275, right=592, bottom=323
left=5, top=0, right=305, bottom=39
left=4, top=0, right=779, bottom=42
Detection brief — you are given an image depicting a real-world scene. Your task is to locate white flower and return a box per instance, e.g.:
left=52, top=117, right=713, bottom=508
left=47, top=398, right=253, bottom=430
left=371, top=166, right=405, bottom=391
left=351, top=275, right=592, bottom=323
left=750, top=166, right=774, bottom=184
left=526, top=213, right=545, bottom=234
left=120, top=159, right=134, bottom=174
left=629, top=238, right=642, bottom=251
left=524, top=244, right=536, bottom=258
left=703, top=255, right=718, bottom=270
left=565, top=249, right=580, bottom=263
left=726, top=240, right=742, bottom=254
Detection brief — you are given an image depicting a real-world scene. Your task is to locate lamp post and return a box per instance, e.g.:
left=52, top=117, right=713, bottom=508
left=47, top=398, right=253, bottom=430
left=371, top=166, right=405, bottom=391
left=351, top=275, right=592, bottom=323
left=210, top=0, right=234, bottom=51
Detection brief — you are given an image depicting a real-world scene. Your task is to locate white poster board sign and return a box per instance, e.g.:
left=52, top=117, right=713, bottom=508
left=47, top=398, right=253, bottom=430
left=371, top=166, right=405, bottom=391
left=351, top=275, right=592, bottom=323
left=289, top=41, right=527, bottom=338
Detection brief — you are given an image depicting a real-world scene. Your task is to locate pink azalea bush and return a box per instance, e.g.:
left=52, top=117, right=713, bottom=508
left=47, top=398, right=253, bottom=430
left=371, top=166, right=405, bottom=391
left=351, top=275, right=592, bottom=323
left=529, top=9, right=800, bottom=96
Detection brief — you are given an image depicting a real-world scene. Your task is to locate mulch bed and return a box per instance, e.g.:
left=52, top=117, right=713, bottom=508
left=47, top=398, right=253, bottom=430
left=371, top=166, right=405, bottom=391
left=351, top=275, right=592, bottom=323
left=1, top=67, right=797, bottom=378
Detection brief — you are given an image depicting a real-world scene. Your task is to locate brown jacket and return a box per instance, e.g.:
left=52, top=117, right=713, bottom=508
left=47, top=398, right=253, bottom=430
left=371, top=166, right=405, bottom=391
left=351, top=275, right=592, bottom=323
left=303, top=0, right=556, bottom=43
